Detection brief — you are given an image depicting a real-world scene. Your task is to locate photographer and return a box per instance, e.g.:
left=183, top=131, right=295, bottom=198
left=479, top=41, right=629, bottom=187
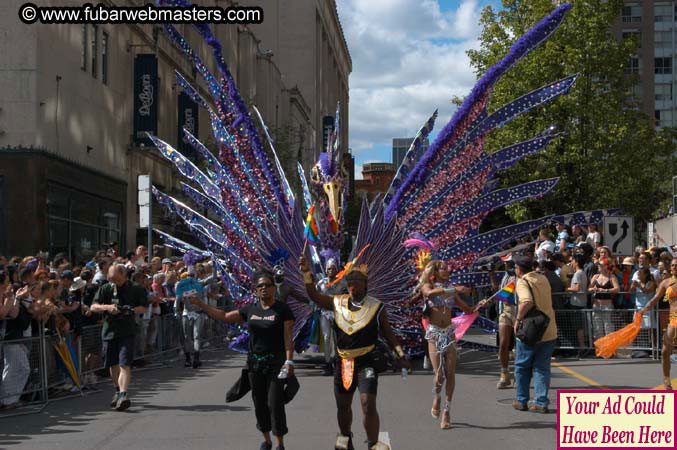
left=90, top=264, right=148, bottom=411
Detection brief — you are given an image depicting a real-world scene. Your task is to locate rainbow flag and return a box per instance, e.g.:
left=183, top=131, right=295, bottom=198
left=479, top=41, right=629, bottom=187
left=496, top=281, right=516, bottom=305
left=304, top=205, right=320, bottom=245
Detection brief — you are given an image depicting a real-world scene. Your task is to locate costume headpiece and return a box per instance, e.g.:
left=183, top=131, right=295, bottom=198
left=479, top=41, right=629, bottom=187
left=404, top=232, right=437, bottom=271
left=327, top=244, right=370, bottom=287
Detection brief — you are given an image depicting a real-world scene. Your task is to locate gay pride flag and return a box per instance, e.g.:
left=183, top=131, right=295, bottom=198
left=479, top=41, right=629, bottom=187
left=304, top=204, right=320, bottom=245
left=495, top=281, right=516, bottom=305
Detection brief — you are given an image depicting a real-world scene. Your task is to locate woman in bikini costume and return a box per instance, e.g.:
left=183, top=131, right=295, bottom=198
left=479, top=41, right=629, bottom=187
left=418, top=260, right=474, bottom=429
left=639, top=258, right=677, bottom=389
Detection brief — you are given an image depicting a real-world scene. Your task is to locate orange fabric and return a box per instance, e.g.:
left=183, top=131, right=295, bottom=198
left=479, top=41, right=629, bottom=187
left=341, top=358, right=354, bottom=391
left=670, top=312, right=677, bottom=328
left=594, top=313, right=642, bottom=359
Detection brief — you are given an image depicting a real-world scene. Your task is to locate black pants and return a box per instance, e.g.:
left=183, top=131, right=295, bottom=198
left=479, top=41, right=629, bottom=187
left=248, top=368, right=288, bottom=436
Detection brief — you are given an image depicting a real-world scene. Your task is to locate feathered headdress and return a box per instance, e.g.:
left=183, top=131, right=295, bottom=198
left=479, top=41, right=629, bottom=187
left=265, top=248, right=290, bottom=268
left=404, top=232, right=437, bottom=271
left=327, top=244, right=371, bottom=287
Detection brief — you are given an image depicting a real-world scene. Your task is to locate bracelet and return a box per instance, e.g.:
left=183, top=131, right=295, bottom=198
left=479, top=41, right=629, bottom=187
left=284, top=359, right=295, bottom=366
left=394, top=345, right=405, bottom=358
left=443, top=287, right=456, bottom=294
left=303, top=272, right=314, bottom=284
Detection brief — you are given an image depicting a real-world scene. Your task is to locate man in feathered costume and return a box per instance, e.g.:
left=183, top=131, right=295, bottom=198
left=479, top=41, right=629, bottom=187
left=299, top=255, right=410, bottom=450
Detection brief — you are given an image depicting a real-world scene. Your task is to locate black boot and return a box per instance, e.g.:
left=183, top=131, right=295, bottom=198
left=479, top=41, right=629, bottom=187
left=192, top=351, right=201, bottom=368
left=184, top=352, right=192, bottom=367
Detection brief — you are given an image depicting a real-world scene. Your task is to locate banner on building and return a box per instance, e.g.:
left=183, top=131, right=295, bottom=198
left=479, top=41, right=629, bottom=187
left=178, top=91, right=199, bottom=159
left=133, top=54, right=158, bottom=146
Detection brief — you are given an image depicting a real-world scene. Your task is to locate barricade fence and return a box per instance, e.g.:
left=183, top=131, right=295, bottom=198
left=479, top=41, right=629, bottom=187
left=1, top=292, right=672, bottom=414
left=1, top=313, right=233, bottom=416
left=471, top=289, right=671, bottom=359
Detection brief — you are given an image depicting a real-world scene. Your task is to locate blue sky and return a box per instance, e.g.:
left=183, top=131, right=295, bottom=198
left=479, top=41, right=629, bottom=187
left=336, top=0, right=501, bottom=178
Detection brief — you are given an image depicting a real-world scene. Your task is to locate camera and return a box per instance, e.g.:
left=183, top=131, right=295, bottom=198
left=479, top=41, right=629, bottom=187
left=117, top=304, right=135, bottom=316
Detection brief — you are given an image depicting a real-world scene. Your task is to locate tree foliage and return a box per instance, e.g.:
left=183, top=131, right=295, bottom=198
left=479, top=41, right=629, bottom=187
left=466, top=0, right=676, bottom=224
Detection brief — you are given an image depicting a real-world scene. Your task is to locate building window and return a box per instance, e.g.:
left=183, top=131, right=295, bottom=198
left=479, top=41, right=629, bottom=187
left=622, top=30, right=641, bottom=48
left=622, top=3, right=641, bottom=23
left=91, top=24, right=98, bottom=78
left=655, top=57, right=672, bottom=74
left=655, top=3, right=672, bottom=22
left=102, top=31, right=108, bottom=84
left=654, top=30, right=672, bottom=49
left=81, top=24, right=88, bottom=71
left=655, top=83, right=673, bottom=101
left=47, top=184, right=122, bottom=263
left=656, top=109, right=674, bottom=128
left=625, top=57, right=640, bottom=75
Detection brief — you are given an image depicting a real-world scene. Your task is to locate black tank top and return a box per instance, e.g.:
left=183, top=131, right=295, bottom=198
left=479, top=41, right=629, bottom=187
left=593, top=278, right=614, bottom=300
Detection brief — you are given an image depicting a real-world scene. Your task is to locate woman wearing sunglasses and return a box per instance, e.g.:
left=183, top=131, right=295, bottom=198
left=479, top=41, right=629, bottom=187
left=189, top=269, right=295, bottom=450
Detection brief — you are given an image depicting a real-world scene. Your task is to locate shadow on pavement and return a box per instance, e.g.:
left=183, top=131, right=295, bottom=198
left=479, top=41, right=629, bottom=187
left=0, top=345, right=245, bottom=448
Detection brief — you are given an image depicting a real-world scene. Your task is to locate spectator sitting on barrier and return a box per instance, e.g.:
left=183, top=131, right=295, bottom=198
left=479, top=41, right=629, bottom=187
left=0, top=273, right=33, bottom=411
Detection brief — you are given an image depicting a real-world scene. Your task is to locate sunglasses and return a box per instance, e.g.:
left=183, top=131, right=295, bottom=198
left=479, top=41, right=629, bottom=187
left=256, top=283, right=274, bottom=289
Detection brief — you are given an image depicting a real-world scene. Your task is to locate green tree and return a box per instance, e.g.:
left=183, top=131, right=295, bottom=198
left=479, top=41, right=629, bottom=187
left=466, top=0, right=676, bottom=224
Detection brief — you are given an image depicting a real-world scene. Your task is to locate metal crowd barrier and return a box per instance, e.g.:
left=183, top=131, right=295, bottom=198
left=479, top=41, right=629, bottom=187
left=1, top=312, right=231, bottom=418
left=470, top=289, right=670, bottom=359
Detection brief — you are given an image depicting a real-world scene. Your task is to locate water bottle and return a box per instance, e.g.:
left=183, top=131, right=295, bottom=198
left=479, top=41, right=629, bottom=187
left=401, top=368, right=408, bottom=381
left=278, top=366, right=289, bottom=379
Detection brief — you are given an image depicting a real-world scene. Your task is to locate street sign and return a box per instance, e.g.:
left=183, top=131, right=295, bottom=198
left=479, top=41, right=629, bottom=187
left=603, top=216, right=633, bottom=256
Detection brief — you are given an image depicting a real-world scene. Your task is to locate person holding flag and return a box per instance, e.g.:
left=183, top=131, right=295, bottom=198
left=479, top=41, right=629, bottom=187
left=416, top=260, right=474, bottom=429
left=476, top=254, right=519, bottom=389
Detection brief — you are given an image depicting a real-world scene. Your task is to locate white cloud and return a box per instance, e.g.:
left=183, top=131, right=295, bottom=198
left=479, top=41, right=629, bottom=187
left=337, top=0, right=486, bottom=161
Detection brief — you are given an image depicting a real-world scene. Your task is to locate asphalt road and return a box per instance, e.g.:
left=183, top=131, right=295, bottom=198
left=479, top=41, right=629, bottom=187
left=0, top=344, right=671, bottom=450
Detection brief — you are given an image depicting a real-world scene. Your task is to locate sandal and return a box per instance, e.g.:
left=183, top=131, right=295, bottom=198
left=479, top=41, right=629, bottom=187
left=440, top=401, right=451, bottom=429
left=664, top=378, right=673, bottom=390
left=431, top=385, right=442, bottom=418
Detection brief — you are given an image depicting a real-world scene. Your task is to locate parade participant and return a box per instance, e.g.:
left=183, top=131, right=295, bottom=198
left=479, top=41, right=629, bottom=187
left=478, top=255, right=518, bottom=389
left=175, top=264, right=206, bottom=369
left=316, top=258, right=347, bottom=375
left=639, top=258, right=677, bottom=389
left=189, top=269, right=295, bottom=450
left=90, top=264, right=148, bottom=411
left=299, top=256, right=410, bottom=450
left=418, top=260, right=474, bottom=429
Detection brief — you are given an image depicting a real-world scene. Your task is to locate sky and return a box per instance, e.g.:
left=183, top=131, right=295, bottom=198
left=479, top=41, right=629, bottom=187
left=335, top=0, right=500, bottom=178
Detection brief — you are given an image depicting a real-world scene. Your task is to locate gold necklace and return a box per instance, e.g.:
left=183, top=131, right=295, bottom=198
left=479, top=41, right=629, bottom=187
left=341, top=297, right=371, bottom=324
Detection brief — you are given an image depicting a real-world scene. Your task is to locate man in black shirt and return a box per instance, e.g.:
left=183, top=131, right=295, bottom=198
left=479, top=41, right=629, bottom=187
left=91, top=264, right=148, bottom=411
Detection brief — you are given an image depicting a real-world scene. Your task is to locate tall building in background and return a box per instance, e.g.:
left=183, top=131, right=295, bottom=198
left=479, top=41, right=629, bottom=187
left=392, top=137, right=429, bottom=168
left=0, top=0, right=350, bottom=260
left=241, top=0, right=351, bottom=165
left=620, top=1, right=677, bottom=128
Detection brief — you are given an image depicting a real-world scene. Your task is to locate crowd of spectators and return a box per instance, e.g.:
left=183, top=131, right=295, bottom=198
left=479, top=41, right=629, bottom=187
left=0, top=244, right=232, bottom=410
left=515, top=223, right=676, bottom=358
